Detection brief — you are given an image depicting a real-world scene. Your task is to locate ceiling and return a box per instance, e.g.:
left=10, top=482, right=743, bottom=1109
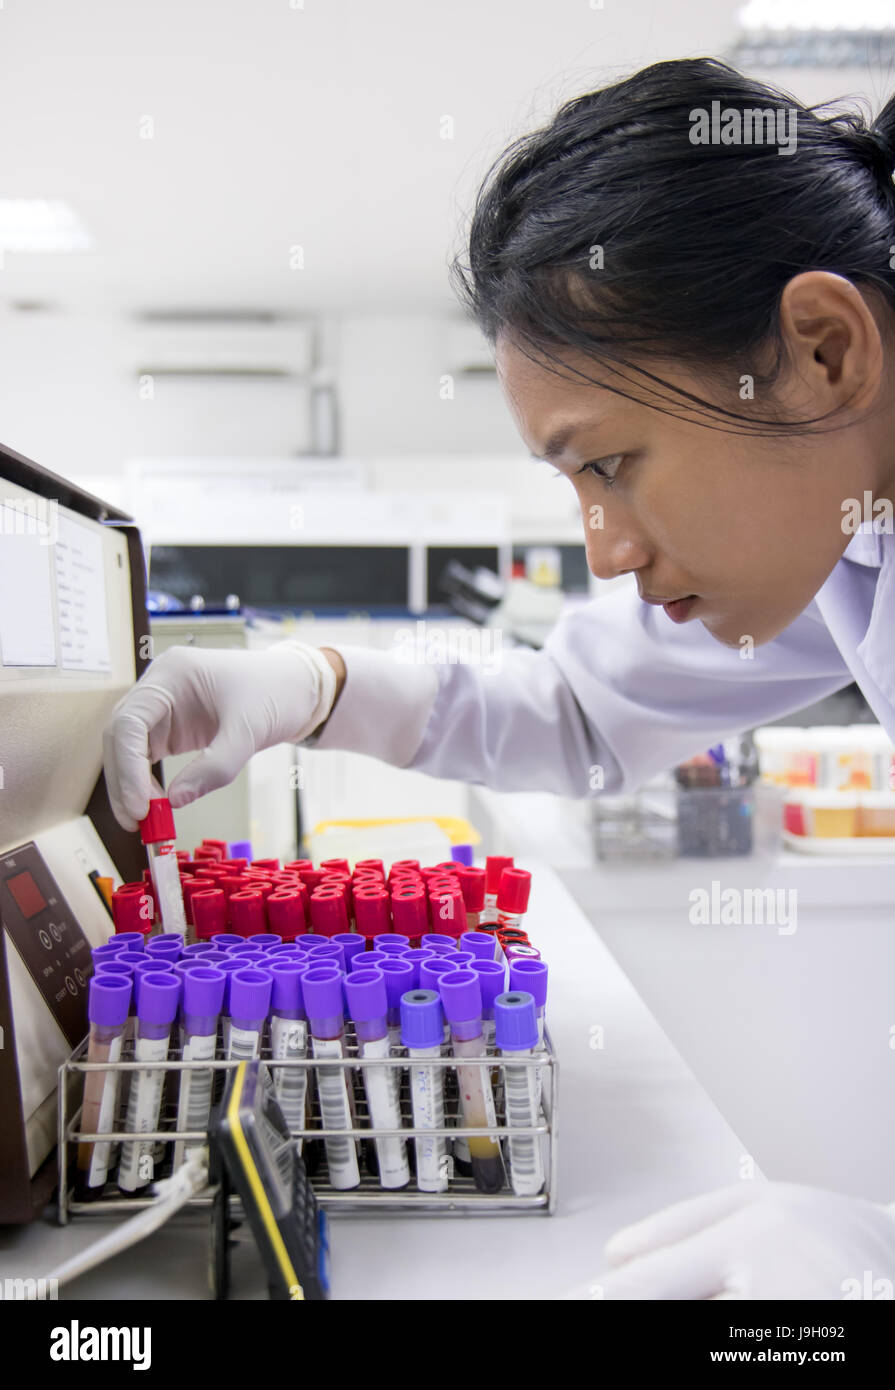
left=0, top=0, right=746, bottom=318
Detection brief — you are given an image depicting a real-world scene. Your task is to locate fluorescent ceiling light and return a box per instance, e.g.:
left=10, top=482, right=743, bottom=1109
left=738, top=1, right=894, bottom=30
left=0, top=200, right=92, bottom=252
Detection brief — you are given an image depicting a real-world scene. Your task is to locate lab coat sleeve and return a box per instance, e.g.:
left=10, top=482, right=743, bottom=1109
left=312, top=580, right=854, bottom=796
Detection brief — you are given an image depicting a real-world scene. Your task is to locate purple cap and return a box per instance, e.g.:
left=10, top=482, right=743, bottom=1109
left=371, top=957, right=412, bottom=1014
left=183, top=941, right=215, bottom=956
left=297, top=934, right=322, bottom=953
left=471, top=959, right=506, bottom=1014
left=509, top=959, right=548, bottom=1006
left=229, top=940, right=265, bottom=956
left=92, top=943, right=127, bottom=964
left=266, top=943, right=304, bottom=958
left=372, top=933, right=410, bottom=955
left=228, top=840, right=253, bottom=860
left=135, top=970, right=181, bottom=1024
left=421, top=933, right=457, bottom=955
left=110, top=932, right=145, bottom=952
left=449, top=843, right=474, bottom=866
left=332, top=933, right=366, bottom=968
left=215, top=955, right=247, bottom=1013
left=451, top=951, right=476, bottom=969
left=401, top=947, right=436, bottom=989
left=308, top=940, right=345, bottom=972
left=494, top=991, right=538, bottom=1050
left=352, top=950, right=390, bottom=972
left=301, top=966, right=345, bottom=1022
left=88, top=975, right=131, bottom=1028
left=400, top=989, right=444, bottom=1049
left=344, top=968, right=388, bottom=1023
left=269, top=960, right=307, bottom=1016
left=182, top=966, right=226, bottom=1019
left=438, top=968, right=482, bottom=1024
left=419, top=956, right=460, bottom=992
left=251, top=934, right=282, bottom=949
left=459, top=932, right=496, bottom=961
left=93, top=959, right=135, bottom=979
left=146, top=935, right=183, bottom=959
left=229, top=967, right=273, bottom=1022
left=210, top=933, right=244, bottom=951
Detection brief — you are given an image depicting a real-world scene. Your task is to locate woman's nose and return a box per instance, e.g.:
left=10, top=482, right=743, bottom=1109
left=583, top=509, right=650, bottom=582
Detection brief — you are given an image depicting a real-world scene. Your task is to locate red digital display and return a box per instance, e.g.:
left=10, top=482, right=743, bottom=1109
left=6, top=869, right=47, bottom=920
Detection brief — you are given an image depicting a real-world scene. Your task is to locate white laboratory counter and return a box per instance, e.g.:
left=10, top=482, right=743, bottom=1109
left=0, top=863, right=752, bottom=1301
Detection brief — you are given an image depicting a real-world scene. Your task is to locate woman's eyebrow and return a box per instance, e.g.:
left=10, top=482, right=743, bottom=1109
left=532, top=418, right=606, bottom=461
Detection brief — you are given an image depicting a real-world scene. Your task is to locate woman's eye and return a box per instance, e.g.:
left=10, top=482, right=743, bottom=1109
left=576, top=454, right=625, bottom=485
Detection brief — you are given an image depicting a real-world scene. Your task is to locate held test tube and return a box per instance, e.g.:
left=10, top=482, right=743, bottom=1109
left=268, top=960, right=310, bottom=1155
left=76, top=976, right=132, bottom=1196
left=400, top=989, right=449, bottom=1193
left=481, top=856, right=513, bottom=925
left=439, top=970, right=505, bottom=1194
left=302, top=966, right=361, bottom=1190
left=139, top=799, right=187, bottom=937
left=344, top=969, right=410, bottom=1190
left=173, top=966, right=226, bottom=1169
left=118, top=971, right=181, bottom=1192
left=494, top=991, right=545, bottom=1197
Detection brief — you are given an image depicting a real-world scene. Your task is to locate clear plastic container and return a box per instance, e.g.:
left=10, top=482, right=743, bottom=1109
left=675, top=787, right=753, bottom=857
left=856, top=791, right=895, bottom=837
left=753, top=727, right=819, bottom=788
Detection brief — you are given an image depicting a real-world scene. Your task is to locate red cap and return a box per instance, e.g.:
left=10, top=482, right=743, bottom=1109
left=299, top=868, right=327, bottom=892
left=456, top=866, right=486, bottom=913
left=497, top=868, right=531, bottom=914
left=266, top=889, right=307, bottom=940
left=142, top=868, right=154, bottom=890
left=390, top=859, right=420, bottom=875
left=354, top=858, right=384, bottom=877
left=112, top=888, right=153, bottom=935
left=428, top=886, right=464, bottom=938
left=485, top=855, right=514, bottom=894
left=191, top=889, right=227, bottom=940
left=193, top=845, right=225, bottom=861
left=284, top=860, right=314, bottom=874
left=320, top=857, right=351, bottom=875
left=217, top=875, right=250, bottom=901
left=434, top=861, right=466, bottom=874
left=175, top=850, right=189, bottom=861
left=178, top=860, right=199, bottom=877
left=202, top=838, right=228, bottom=852
left=117, top=880, right=148, bottom=895
left=309, top=888, right=349, bottom=937
left=222, top=857, right=248, bottom=872
left=229, top=889, right=266, bottom=937
left=353, top=886, right=390, bottom=940
left=180, top=877, right=211, bottom=926
left=251, top=857, right=280, bottom=872
left=389, top=885, right=427, bottom=941
left=270, top=871, right=302, bottom=887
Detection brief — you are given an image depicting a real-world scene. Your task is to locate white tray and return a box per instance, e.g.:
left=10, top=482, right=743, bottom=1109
left=784, top=831, right=895, bottom=856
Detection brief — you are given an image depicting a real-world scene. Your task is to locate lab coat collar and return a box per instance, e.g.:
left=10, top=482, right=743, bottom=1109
left=842, top=521, right=884, bottom=568
left=856, top=526, right=895, bottom=699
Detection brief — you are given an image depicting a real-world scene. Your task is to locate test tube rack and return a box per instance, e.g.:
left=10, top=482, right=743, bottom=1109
left=57, top=1026, right=557, bottom=1221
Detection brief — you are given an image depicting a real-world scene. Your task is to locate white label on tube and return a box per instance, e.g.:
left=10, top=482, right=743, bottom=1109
left=151, top=846, right=187, bottom=936
left=117, top=1033, right=170, bottom=1191
left=312, top=1036, right=360, bottom=1190
left=174, top=1032, right=216, bottom=1168
left=409, top=1048, right=448, bottom=1192
left=271, top=1015, right=308, bottom=1149
left=502, top=1055, right=545, bottom=1196
left=86, top=1033, right=123, bottom=1188
left=360, top=1035, right=409, bottom=1190
left=228, top=1025, right=260, bottom=1061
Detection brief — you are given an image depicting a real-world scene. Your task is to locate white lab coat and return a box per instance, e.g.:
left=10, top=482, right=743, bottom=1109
left=315, top=524, right=892, bottom=796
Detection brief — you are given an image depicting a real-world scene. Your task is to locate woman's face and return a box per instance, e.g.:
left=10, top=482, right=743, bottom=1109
left=495, top=331, right=879, bottom=650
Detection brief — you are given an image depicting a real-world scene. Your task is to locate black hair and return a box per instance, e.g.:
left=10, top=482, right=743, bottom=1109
left=451, top=57, right=895, bottom=435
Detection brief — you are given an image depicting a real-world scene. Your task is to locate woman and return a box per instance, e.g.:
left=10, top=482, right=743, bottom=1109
left=104, top=59, right=895, bottom=1298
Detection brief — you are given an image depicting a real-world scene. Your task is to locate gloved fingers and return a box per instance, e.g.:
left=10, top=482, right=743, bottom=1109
left=605, top=1182, right=765, bottom=1267
left=166, top=718, right=256, bottom=808
left=597, top=1216, right=743, bottom=1300
left=102, top=709, right=156, bottom=830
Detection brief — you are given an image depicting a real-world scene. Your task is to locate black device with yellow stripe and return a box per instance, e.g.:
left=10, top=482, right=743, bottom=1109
left=210, top=1060, right=330, bottom=1300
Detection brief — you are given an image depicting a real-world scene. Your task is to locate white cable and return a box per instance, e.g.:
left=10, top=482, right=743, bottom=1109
left=43, top=1149, right=210, bottom=1292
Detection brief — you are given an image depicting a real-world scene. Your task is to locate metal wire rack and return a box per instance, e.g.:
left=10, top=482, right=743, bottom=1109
left=57, top=1022, right=557, bottom=1221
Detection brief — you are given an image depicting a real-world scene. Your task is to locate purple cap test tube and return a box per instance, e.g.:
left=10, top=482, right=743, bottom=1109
left=344, top=968, right=388, bottom=1043
left=269, top=960, right=308, bottom=1020
left=229, top=967, right=273, bottom=1033
left=301, top=965, right=345, bottom=1040
left=210, top=933, right=244, bottom=951
left=376, top=957, right=414, bottom=1027
left=421, top=933, right=457, bottom=955
left=419, top=956, right=461, bottom=993
left=460, top=932, right=496, bottom=961
left=109, top=932, right=146, bottom=953
left=135, top=971, right=181, bottom=1036
left=88, top=974, right=131, bottom=1030
left=308, top=940, right=346, bottom=973
left=401, top=947, right=436, bottom=989
left=371, top=933, right=410, bottom=956
left=438, top=969, right=483, bottom=1042
left=399, top=988, right=443, bottom=1049
left=146, top=935, right=183, bottom=963
left=332, top=933, right=366, bottom=971
left=493, top=991, right=538, bottom=1051
left=182, top=966, right=225, bottom=1038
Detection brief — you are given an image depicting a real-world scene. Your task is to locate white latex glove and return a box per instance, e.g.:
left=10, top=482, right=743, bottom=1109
left=103, top=641, right=337, bottom=830
left=570, top=1183, right=895, bottom=1300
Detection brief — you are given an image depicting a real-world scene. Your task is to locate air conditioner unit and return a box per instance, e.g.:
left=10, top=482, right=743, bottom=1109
left=133, top=318, right=315, bottom=379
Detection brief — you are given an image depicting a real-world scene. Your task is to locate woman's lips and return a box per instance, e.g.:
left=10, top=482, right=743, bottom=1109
left=662, top=596, right=697, bottom=623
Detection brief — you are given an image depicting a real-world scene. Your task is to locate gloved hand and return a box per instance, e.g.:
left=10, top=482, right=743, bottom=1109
left=102, top=642, right=338, bottom=830
left=571, top=1182, right=895, bottom=1300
